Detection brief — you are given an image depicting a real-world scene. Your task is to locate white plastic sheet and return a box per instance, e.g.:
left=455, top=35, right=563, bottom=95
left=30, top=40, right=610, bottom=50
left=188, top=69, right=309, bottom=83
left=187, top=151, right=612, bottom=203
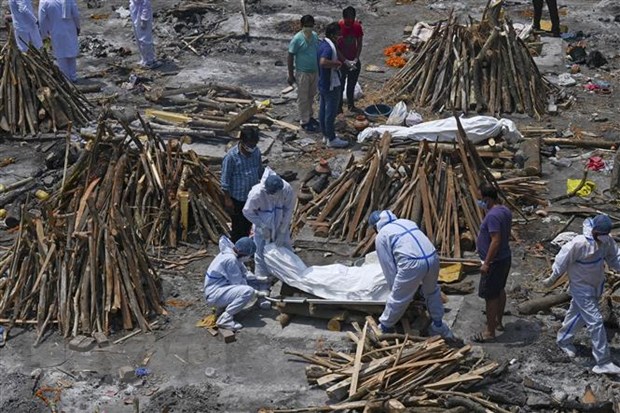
left=357, top=115, right=522, bottom=144
left=263, top=244, right=390, bottom=301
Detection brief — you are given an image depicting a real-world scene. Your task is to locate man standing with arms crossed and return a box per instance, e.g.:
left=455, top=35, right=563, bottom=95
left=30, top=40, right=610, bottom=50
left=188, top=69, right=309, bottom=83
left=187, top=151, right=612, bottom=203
left=287, top=15, right=320, bottom=133
left=473, top=184, right=512, bottom=342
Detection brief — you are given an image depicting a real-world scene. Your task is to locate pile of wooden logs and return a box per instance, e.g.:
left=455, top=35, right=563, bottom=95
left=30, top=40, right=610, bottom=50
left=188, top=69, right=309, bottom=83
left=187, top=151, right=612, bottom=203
left=273, top=318, right=501, bottom=412
left=294, top=118, right=545, bottom=257
left=0, top=113, right=231, bottom=340
left=385, top=2, right=557, bottom=118
left=0, top=29, right=92, bottom=135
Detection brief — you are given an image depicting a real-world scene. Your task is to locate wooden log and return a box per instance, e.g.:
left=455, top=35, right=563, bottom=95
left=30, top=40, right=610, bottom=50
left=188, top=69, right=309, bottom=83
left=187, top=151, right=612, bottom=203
left=521, top=136, right=541, bottom=176
left=517, top=293, right=571, bottom=315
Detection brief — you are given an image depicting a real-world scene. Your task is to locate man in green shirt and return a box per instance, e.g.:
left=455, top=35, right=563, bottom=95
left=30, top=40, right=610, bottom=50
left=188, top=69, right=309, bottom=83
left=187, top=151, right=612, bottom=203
left=287, top=15, right=320, bottom=133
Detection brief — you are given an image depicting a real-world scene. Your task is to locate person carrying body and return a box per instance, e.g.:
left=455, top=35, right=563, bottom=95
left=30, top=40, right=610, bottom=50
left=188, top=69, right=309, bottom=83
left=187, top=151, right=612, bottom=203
left=368, top=210, right=453, bottom=338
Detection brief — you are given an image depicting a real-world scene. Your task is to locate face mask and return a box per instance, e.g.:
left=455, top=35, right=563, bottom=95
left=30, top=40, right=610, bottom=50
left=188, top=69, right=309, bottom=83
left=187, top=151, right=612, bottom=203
left=476, top=200, right=488, bottom=210
left=302, top=27, right=313, bottom=35
left=241, top=143, right=257, bottom=153
left=238, top=256, right=251, bottom=263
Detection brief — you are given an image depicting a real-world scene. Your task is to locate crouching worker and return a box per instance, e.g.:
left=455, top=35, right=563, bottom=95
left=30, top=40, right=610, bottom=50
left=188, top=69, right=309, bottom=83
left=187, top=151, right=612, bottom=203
left=203, top=236, right=266, bottom=331
left=369, top=210, right=453, bottom=338
left=543, top=214, right=620, bottom=374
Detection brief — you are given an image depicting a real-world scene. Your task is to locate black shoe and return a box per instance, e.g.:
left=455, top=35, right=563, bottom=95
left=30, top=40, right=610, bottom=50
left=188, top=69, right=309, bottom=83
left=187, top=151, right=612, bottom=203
left=348, top=105, right=363, bottom=114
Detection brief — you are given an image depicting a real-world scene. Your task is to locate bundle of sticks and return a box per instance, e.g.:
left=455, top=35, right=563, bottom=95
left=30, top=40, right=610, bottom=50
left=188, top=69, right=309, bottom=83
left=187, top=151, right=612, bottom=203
left=294, top=118, right=543, bottom=257
left=272, top=318, right=501, bottom=412
left=386, top=1, right=556, bottom=118
left=0, top=113, right=230, bottom=341
left=0, top=29, right=92, bottom=135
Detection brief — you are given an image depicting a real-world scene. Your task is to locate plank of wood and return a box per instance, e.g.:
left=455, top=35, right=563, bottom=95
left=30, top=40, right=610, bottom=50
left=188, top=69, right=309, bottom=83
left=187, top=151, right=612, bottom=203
left=224, top=104, right=258, bottom=133
left=220, top=328, right=236, bottom=343
left=349, top=322, right=367, bottom=397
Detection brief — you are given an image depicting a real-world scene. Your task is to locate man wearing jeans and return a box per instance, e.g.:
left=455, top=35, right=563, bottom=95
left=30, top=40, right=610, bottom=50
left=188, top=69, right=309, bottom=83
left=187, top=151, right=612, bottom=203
left=287, top=15, right=320, bottom=133
left=221, top=127, right=263, bottom=242
left=318, top=22, right=349, bottom=149
left=337, top=6, right=363, bottom=113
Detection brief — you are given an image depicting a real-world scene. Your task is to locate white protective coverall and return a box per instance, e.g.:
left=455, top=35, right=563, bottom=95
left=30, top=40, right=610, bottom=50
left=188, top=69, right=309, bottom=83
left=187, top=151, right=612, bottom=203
left=9, top=0, right=43, bottom=52
left=552, top=218, right=620, bottom=367
left=243, top=168, right=295, bottom=278
left=129, top=0, right=156, bottom=67
left=38, top=0, right=80, bottom=82
left=203, top=237, right=256, bottom=328
left=374, top=211, right=447, bottom=331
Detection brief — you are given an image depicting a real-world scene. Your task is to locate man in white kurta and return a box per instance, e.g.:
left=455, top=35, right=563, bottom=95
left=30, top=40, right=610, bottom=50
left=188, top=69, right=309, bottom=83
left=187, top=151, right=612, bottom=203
left=129, top=0, right=160, bottom=68
left=8, top=0, right=43, bottom=52
left=39, top=0, right=80, bottom=82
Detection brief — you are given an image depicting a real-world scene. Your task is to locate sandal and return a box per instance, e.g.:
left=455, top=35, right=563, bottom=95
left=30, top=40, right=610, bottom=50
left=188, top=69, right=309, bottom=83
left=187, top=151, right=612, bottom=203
left=471, top=332, right=496, bottom=343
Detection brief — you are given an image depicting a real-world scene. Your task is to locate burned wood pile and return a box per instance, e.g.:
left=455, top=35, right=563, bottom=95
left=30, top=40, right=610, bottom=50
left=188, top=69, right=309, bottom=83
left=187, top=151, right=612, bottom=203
left=273, top=318, right=501, bottom=412
left=0, top=113, right=231, bottom=340
left=385, top=3, right=557, bottom=118
left=294, top=119, right=546, bottom=257
left=0, top=30, right=92, bottom=135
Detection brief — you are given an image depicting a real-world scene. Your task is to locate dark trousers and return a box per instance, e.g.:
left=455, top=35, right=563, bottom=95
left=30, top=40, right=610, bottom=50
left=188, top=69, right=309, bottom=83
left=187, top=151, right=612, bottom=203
left=533, top=0, right=560, bottom=34
left=230, top=198, right=252, bottom=242
left=338, top=60, right=361, bottom=112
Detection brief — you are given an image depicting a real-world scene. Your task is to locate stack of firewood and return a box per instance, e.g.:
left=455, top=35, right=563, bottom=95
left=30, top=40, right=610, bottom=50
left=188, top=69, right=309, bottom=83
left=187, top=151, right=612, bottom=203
left=0, top=113, right=231, bottom=340
left=386, top=2, right=557, bottom=118
left=270, top=318, right=501, bottom=412
left=0, top=29, right=92, bottom=135
left=294, top=117, right=546, bottom=257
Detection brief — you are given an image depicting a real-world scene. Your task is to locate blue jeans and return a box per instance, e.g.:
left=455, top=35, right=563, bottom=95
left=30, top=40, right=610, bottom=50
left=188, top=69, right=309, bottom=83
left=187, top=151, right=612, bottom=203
left=319, top=86, right=341, bottom=141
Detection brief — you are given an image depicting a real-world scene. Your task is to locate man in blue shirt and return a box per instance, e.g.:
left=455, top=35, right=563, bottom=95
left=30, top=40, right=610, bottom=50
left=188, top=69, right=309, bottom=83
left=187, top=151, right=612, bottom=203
left=318, top=22, right=349, bottom=148
left=221, top=127, right=263, bottom=242
left=287, top=15, right=320, bottom=133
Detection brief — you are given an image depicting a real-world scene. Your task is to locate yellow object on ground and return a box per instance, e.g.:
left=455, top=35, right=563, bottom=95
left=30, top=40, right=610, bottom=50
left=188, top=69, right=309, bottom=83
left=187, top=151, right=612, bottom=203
left=540, top=21, right=568, bottom=33
left=196, top=314, right=217, bottom=328
left=145, top=109, right=192, bottom=124
left=566, top=179, right=596, bottom=197
left=0, top=209, right=6, bottom=219
left=439, top=263, right=463, bottom=283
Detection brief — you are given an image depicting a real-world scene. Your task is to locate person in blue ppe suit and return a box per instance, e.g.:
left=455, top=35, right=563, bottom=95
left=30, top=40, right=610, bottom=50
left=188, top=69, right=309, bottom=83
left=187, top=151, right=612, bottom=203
left=129, top=0, right=161, bottom=69
left=369, top=210, right=453, bottom=337
left=542, top=215, right=620, bottom=374
left=39, top=0, right=80, bottom=82
left=203, top=236, right=266, bottom=331
left=8, top=0, right=43, bottom=52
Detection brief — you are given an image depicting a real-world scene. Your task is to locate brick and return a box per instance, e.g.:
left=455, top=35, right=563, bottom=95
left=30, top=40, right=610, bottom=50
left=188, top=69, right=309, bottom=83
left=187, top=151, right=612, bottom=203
left=68, top=335, right=96, bottom=352
left=118, top=366, right=136, bottom=383
left=92, top=332, right=110, bottom=348
left=219, top=328, right=236, bottom=344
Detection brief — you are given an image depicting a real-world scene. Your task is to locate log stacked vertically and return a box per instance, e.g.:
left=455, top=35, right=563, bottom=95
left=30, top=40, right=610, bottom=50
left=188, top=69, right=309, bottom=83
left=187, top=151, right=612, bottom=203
left=0, top=113, right=231, bottom=341
left=385, top=3, right=556, bottom=118
left=0, top=30, right=92, bottom=135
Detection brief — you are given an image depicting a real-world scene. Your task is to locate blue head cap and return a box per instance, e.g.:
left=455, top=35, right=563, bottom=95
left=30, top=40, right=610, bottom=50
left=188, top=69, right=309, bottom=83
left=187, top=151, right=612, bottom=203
left=368, top=210, right=382, bottom=227
left=265, top=175, right=284, bottom=194
left=235, top=237, right=256, bottom=256
left=592, top=214, right=612, bottom=235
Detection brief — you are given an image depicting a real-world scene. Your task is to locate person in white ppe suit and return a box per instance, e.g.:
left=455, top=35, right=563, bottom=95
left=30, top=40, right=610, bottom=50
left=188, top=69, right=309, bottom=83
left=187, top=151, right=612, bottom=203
left=243, top=169, right=295, bottom=279
left=369, top=210, right=453, bottom=338
left=203, top=236, right=266, bottom=331
left=38, top=0, right=80, bottom=82
left=129, top=0, right=161, bottom=69
left=543, top=214, right=620, bottom=375
left=8, top=0, right=43, bottom=52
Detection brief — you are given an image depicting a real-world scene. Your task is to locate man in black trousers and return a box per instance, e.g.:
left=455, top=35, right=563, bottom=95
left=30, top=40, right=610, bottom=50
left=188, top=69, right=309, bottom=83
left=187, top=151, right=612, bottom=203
left=532, top=0, right=560, bottom=37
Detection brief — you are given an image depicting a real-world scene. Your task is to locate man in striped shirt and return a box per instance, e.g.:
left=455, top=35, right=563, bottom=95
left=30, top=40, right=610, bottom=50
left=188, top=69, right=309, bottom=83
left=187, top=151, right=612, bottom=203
left=221, top=127, right=263, bottom=242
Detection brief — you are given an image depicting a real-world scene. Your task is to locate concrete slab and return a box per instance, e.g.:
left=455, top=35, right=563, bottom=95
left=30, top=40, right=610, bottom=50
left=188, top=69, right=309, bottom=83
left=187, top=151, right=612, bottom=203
left=532, top=37, right=565, bottom=70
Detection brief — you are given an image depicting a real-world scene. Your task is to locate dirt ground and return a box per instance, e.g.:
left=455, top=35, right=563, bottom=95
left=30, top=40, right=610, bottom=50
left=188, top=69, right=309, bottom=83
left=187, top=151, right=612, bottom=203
left=1, top=0, right=620, bottom=411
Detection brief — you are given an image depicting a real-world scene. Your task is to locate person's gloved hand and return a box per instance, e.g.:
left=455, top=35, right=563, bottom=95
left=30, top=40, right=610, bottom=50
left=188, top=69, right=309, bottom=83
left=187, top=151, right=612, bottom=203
left=344, top=59, right=355, bottom=69
left=140, top=19, right=148, bottom=30
left=256, top=290, right=268, bottom=298
left=542, top=275, right=557, bottom=288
